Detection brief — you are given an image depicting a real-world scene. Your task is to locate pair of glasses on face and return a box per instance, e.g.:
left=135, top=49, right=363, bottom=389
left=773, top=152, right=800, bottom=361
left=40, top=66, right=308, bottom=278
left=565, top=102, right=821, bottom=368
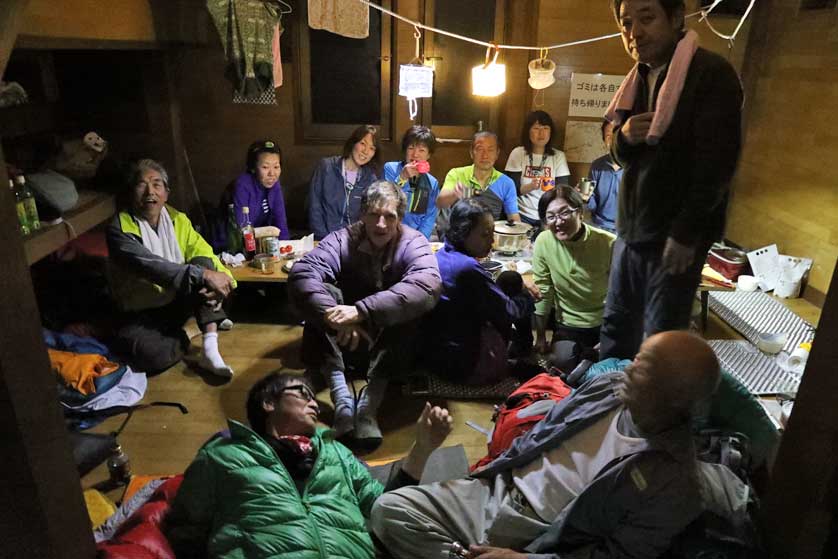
left=280, top=384, right=317, bottom=403
left=544, top=207, right=580, bottom=223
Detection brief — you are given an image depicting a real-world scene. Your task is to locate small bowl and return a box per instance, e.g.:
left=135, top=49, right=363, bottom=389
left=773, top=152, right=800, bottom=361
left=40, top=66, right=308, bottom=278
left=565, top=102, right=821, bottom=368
left=480, top=259, right=504, bottom=281
left=737, top=274, right=758, bottom=292
left=757, top=332, right=787, bottom=354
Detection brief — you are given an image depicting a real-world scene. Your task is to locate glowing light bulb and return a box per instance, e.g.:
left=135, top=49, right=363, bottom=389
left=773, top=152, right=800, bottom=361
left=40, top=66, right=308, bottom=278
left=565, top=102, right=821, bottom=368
left=472, top=62, right=506, bottom=96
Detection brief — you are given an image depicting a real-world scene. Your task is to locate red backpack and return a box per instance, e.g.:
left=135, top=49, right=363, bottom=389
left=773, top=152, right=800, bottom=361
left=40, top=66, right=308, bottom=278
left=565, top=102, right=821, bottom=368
left=472, top=372, right=572, bottom=470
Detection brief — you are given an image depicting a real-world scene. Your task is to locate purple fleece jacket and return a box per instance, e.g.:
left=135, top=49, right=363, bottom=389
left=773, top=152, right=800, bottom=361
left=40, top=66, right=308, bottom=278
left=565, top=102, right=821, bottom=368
left=233, top=172, right=290, bottom=240
left=288, top=223, right=441, bottom=331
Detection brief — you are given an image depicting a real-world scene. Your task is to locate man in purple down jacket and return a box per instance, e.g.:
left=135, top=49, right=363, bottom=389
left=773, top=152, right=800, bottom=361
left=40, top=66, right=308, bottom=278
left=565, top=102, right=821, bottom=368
left=289, top=180, right=441, bottom=452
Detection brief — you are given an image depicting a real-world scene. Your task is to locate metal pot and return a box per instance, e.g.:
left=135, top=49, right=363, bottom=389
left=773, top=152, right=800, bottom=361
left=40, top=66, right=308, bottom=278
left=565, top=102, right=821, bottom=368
left=493, top=220, right=531, bottom=254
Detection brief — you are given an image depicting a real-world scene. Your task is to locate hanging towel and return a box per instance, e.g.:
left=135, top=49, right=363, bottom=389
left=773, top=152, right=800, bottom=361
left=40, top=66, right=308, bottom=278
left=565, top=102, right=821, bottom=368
left=137, top=207, right=185, bottom=264
left=605, top=30, right=699, bottom=146
left=207, top=0, right=282, bottom=96
left=308, top=0, right=369, bottom=39
left=49, top=349, right=121, bottom=396
left=272, top=22, right=283, bottom=88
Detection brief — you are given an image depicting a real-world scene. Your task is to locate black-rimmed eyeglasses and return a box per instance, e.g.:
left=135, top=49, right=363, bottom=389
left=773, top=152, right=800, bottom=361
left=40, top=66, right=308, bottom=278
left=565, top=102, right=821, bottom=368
left=280, top=384, right=317, bottom=402
left=544, top=208, right=580, bottom=223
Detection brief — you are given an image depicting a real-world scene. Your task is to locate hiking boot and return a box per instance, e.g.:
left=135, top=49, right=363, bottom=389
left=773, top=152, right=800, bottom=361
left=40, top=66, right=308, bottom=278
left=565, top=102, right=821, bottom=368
left=354, top=409, right=383, bottom=453
left=333, top=397, right=356, bottom=440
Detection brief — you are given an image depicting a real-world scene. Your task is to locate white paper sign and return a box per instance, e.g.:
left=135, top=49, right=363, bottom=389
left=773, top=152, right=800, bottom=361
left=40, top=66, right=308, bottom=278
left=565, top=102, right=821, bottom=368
left=399, top=65, right=434, bottom=99
left=563, top=121, right=607, bottom=163
left=568, top=73, right=625, bottom=118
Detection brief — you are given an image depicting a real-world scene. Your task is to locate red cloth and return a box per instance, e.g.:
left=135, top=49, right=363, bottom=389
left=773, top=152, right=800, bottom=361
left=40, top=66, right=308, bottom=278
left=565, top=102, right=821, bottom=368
left=97, top=476, right=183, bottom=559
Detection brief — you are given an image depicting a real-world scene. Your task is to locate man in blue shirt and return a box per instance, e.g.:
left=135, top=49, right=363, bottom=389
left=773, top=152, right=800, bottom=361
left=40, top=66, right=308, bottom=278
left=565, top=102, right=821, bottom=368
left=437, top=131, right=520, bottom=223
left=584, top=121, right=622, bottom=234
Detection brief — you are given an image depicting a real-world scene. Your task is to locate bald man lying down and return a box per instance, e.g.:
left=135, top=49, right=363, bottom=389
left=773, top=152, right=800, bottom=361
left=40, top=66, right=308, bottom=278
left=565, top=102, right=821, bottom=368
left=372, top=331, right=757, bottom=559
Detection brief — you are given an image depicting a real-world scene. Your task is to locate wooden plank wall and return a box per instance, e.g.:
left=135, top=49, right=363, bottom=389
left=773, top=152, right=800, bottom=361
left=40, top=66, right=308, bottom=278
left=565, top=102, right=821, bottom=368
left=19, top=0, right=157, bottom=42
left=725, top=3, right=838, bottom=297
left=173, top=0, right=538, bottom=233
left=535, top=0, right=751, bottom=183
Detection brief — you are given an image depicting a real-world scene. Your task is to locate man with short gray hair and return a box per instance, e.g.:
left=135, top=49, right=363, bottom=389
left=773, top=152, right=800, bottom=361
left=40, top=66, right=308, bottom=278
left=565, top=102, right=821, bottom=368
left=108, top=159, right=236, bottom=378
left=289, top=180, right=442, bottom=450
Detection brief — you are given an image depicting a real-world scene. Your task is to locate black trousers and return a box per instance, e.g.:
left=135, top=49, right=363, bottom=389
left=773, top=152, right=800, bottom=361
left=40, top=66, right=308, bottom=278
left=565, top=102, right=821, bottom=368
left=599, top=238, right=710, bottom=360
left=301, top=284, right=418, bottom=381
left=114, top=256, right=227, bottom=374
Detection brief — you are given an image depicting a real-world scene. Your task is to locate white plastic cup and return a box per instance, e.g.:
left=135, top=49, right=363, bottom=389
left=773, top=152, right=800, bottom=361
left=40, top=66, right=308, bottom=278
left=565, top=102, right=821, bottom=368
left=788, top=346, right=810, bottom=368
left=737, top=274, right=758, bottom=292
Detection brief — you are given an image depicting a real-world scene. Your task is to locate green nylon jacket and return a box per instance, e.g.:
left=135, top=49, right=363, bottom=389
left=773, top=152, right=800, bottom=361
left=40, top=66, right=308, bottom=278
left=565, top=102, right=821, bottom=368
left=166, top=420, right=384, bottom=559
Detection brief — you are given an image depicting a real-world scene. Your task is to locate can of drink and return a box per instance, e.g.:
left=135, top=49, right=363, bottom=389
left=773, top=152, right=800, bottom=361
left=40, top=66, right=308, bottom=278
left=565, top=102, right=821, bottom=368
left=262, top=236, right=280, bottom=259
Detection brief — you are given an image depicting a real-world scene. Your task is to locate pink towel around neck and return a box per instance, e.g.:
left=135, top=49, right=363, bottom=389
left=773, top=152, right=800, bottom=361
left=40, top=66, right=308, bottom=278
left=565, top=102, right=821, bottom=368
left=605, top=30, right=699, bottom=146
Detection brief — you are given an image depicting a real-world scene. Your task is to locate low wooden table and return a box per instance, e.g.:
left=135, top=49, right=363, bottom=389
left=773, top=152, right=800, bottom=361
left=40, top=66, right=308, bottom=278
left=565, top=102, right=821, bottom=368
left=230, top=260, right=293, bottom=283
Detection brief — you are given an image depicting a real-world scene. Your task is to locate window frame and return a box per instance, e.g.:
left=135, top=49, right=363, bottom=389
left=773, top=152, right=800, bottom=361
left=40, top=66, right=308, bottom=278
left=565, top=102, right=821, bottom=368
left=295, top=0, right=393, bottom=143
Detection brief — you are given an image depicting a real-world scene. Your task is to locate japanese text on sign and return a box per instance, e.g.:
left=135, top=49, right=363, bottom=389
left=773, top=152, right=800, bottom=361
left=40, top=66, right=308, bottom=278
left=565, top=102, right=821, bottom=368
left=568, top=73, right=624, bottom=118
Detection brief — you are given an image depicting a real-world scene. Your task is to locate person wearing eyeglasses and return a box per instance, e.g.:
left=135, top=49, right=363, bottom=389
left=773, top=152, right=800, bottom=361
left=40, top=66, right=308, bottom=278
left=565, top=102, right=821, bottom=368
left=167, top=371, right=453, bottom=559
left=308, top=125, right=380, bottom=240
left=532, top=186, right=616, bottom=357
left=290, top=181, right=442, bottom=451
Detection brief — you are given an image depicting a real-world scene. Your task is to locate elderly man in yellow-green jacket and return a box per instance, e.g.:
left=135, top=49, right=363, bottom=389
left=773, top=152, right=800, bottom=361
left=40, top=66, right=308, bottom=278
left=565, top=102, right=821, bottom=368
left=107, top=159, right=236, bottom=378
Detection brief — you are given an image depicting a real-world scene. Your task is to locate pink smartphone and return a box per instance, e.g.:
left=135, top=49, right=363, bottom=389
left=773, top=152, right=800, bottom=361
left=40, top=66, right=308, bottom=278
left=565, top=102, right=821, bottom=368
left=415, top=160, right=430, bottom=174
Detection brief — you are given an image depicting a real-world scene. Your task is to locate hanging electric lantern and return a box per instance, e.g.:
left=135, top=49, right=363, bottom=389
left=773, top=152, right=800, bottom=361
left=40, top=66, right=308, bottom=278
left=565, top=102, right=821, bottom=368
left=399, top=27, right=434, bottom=120
left=472, top=44, right=506, bottom=97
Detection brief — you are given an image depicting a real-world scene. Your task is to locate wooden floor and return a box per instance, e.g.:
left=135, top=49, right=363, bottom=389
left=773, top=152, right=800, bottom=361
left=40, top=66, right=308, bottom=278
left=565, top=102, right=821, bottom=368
left=82, top=294, right=822, bottom=496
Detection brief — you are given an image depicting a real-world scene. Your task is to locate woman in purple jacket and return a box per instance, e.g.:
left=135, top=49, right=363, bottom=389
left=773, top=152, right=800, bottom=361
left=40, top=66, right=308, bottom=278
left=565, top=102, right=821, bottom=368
left=232, top=140, right=290, bottom=240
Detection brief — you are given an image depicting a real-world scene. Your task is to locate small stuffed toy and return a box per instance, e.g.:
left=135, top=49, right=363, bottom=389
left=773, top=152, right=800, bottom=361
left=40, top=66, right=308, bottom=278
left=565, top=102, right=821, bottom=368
left=54, top=131, right=109, bottom=180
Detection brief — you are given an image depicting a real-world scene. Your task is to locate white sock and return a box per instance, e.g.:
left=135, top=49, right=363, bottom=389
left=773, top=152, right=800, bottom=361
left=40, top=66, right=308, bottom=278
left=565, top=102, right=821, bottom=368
left=201, top=332, right=233, bottom=378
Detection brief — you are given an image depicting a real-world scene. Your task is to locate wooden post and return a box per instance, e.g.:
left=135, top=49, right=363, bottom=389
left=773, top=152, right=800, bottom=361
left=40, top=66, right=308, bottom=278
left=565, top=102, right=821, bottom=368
left=761, top=261, right=838, bottom=558
left=0, top=3, right=97, bottom=556
left=143, top=50, right=208, bottom=231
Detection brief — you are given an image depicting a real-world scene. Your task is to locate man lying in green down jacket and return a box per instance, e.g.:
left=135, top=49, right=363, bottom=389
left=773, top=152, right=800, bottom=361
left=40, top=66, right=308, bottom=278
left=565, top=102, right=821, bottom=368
left=166, top=372, right=453, bottom=559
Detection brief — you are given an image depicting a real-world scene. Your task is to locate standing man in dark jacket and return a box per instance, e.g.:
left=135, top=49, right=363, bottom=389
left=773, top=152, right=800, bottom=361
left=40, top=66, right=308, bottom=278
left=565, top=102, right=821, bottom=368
left=599, top=0, right=743, bottom=359
left=289, top=181, right=442, bottom=450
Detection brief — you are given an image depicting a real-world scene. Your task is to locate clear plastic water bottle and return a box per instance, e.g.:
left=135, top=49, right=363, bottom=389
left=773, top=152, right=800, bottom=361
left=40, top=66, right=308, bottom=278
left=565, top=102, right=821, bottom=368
left=11, top=178, right=30, bottom=235
left=15, top=175, right=40, bottom=231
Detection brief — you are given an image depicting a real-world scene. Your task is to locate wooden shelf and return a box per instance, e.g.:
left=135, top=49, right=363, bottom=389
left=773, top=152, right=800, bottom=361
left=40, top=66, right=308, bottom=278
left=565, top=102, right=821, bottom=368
left=23, top=189, right=115, bottom=264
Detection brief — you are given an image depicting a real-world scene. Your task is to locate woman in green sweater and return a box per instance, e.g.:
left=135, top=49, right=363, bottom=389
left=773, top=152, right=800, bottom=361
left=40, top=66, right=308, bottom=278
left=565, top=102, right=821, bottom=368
left=532, top=186, right=616, bottom=356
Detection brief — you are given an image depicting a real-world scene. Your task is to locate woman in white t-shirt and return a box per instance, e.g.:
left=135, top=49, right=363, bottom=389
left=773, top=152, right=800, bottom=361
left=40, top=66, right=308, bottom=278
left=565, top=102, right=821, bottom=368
left=504, top=111, right=571, bottom=232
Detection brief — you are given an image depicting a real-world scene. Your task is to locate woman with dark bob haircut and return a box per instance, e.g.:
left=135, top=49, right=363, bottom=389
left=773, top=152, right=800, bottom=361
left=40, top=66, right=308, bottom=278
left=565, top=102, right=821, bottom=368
left=504, top=110, right=571, bottom=233
left=383, top=125, right=440, bottom=239
left=422, top=199, right=537, bottom=383
left=308, top=124, right=380, bottom=240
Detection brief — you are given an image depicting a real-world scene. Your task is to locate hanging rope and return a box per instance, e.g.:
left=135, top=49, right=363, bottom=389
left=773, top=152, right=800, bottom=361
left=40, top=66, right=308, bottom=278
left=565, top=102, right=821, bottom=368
left=356, top=0, right=745, bottom=52
left=699, top=0, right=757, bottom=43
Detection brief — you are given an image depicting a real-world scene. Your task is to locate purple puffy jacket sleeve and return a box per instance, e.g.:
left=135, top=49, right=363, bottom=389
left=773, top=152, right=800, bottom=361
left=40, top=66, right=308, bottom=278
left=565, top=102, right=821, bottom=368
left=287, top=232, right=343, bottom=327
